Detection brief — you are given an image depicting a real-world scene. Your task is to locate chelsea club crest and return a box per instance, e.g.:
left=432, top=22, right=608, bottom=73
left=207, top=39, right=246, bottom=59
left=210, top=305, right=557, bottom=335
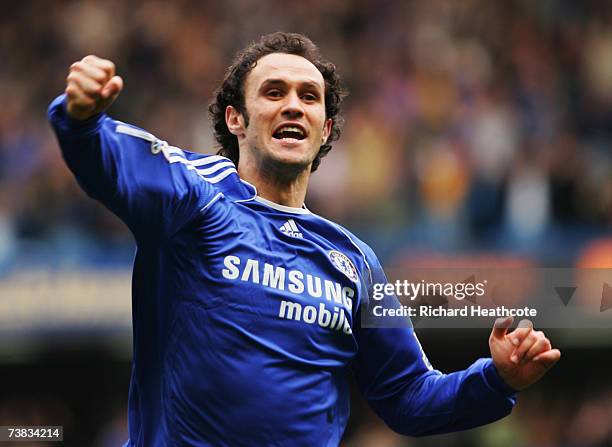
left=328, top=250, right=359, bottom=283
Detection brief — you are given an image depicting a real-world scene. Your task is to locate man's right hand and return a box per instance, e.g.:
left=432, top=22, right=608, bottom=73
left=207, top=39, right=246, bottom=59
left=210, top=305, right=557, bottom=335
left=65, top=55, right=123, bottom=120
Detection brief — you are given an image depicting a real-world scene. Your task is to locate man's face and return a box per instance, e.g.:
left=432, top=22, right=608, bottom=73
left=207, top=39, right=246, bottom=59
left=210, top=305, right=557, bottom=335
left=228, top=53, right=332, bottom=172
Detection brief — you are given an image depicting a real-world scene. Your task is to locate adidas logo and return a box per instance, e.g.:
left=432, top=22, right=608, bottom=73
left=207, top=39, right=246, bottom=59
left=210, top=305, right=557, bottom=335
left=280, top=219, right=303, bottom=238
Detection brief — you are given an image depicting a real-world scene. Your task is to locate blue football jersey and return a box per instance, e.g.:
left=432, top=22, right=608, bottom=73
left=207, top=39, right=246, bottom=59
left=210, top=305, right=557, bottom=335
left=48, top=95, right=516, bottom=447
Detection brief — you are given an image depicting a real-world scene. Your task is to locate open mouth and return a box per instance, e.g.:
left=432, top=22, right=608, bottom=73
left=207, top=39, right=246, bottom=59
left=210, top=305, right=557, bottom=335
left=272, top=125, right=307, bottom=141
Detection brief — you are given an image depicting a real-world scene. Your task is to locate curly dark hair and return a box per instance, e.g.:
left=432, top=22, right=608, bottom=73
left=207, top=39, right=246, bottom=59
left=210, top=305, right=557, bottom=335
left=209, top=32, right=348, bottom=172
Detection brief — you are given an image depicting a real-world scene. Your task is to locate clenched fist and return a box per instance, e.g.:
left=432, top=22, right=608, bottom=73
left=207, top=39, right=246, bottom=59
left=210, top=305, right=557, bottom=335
left=65, top=55, right=123, bottom=120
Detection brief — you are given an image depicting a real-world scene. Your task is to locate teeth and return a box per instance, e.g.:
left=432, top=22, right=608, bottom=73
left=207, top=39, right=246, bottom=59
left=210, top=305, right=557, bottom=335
left=277, top=126, right=304, bottom=136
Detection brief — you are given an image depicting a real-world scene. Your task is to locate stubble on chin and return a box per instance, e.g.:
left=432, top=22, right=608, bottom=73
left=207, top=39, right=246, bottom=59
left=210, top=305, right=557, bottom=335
left=256, top=145, right=315, bottom=183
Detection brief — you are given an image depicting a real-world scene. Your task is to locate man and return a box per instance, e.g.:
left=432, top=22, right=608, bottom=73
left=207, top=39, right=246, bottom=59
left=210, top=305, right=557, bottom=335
left=48, top=32, right=560, bottom=446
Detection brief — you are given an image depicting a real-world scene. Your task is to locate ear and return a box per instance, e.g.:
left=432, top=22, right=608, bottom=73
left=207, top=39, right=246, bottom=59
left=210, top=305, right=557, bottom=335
left=321, top=118, right=333, bottom=145
left=226, top=105, right=246, bottom=137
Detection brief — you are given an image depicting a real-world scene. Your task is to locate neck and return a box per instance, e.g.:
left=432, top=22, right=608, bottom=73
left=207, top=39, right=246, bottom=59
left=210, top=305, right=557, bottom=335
left=238, top=158, right=311, bottom=208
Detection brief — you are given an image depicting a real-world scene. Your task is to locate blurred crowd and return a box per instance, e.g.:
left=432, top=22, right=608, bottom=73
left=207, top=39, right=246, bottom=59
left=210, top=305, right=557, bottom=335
left=0, top=0, right=611, bottom=268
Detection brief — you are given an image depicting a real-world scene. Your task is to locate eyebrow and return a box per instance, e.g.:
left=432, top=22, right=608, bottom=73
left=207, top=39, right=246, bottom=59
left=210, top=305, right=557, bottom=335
left=260, top=78, right=323, bottom=91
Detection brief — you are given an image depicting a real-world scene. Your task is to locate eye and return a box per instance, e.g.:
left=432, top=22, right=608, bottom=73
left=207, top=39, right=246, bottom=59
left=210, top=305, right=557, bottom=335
left=302, top=93, right=318, bottom=102
left=266, top=89, right=283, bottom=98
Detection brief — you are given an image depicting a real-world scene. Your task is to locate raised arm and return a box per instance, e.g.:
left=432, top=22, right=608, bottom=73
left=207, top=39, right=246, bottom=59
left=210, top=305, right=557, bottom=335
left=48, top=55, right=217, bottom=242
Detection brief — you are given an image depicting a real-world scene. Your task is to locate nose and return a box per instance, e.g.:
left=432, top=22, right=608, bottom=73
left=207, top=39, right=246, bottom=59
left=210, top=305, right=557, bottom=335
left=281, top=90, right=304, bottom=118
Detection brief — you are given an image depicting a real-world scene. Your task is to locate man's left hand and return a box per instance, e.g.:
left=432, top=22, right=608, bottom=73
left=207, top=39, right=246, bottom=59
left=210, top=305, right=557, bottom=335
left=489, top=316, right=561, bottom=391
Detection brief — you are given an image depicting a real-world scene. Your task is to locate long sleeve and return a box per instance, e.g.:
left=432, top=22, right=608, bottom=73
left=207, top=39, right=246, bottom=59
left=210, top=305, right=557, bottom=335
left=352, top=251, right=517, bottom=436
left=47, top=94, right=217, bottom=243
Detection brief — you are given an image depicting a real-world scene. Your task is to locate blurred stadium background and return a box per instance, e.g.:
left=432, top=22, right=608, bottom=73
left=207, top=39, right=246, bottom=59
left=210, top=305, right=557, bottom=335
left=1, top=0, right=612, bottom=445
